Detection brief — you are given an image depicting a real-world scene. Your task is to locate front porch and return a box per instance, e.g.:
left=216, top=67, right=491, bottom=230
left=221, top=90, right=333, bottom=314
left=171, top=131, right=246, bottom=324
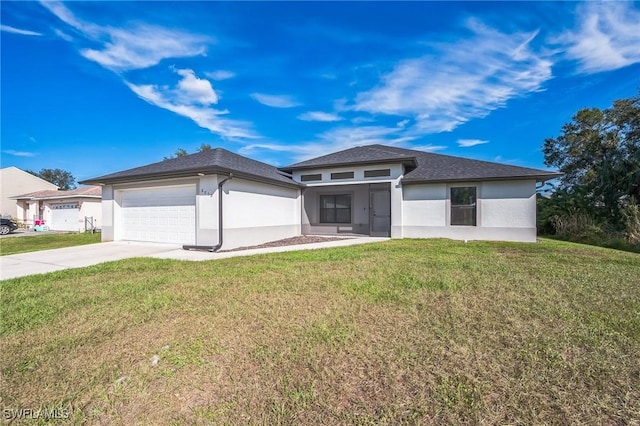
left=301, top=183, right=391, bottom=237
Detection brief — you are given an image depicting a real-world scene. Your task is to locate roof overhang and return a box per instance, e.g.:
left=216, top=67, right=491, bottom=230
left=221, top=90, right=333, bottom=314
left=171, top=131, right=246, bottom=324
left=80, top=166, right=302, bottom=189
left=401, top=172, right=563, bottom=185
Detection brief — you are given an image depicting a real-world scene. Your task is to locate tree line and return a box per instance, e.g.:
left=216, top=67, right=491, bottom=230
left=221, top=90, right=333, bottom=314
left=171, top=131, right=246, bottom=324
left=539, top=89, right=640, bottom=249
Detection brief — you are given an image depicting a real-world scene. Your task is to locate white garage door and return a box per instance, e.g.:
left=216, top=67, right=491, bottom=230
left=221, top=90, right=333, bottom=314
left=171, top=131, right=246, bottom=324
left=50, top=203, right=80, bottom=231
left=120, top=186, right=196, bottom=244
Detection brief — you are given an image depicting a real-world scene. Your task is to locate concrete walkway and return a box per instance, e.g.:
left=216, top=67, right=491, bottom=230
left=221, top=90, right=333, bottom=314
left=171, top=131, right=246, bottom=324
left=1, top=237, right=388, bottom=280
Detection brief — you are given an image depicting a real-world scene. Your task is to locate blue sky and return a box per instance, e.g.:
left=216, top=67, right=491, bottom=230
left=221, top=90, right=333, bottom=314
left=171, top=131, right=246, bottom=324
left=2, top=1, right=639, bottom=182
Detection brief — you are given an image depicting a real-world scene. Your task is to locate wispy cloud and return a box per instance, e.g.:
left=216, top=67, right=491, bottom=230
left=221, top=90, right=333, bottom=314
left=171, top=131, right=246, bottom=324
left=81, top=25, right=209, bottom=72
left=556, top=2, right=640, bottom=74
left=251, top=93, right=301, bottom=108
left=41, top=1, right=209, bottom=72
left=206, top=70, right=236, bottom=81
left=241, top=124, right=419, bottom=162
left=126, top=68, right=257, bottom=139
left=458, top=139, right=489, bottom=147
left=1, top=25, right=42, bottom=36
left=40, top=1, right=257, bottom=140
left=297, top=111, right=342, bottom=122
left=354, top=19, right=552, bottom=133
left=412, top=144, right=447, bottom=153
left=3, top=150, right=37, bottom=157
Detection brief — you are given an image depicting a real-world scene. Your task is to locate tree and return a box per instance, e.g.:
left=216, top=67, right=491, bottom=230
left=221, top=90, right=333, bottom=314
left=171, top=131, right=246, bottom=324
left=163, top=148, right=188, bottom=161
left=27, top=168, right=77, bottom=190
left=543, top=90, right=640, bottom=226
left=163, top=144, right=213, bottom=160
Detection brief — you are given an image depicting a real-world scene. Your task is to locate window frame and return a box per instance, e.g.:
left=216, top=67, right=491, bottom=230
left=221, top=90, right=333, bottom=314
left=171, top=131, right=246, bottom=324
left=319, top=193, right=352, bottom=224
left=300, top=173, right=322, bottom=182
left=364, top=169, right=391, bottom=178
left=450, top=186, right=477, bottom=227
left=330, top=171, right=354, bottom=180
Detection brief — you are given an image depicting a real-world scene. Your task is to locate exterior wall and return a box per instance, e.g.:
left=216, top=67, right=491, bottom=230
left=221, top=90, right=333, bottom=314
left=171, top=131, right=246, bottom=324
left=103, top=177, right=199, bottom=243
left=102, top=175, right=300, bottom=249
left=40, top=198, right=101, bottom=232
left=302, top=184, right=370, bottom=235
left=0, top=167, right=57, bottom=217
left=80, top=200, right=102, bottom=230
left=292, top=163, right=404, bottom=186
left=296, top=163, right=403, bottom=236
left=402, top=180, right=537, bottom=242
left=16, top=200, right=40, bottom=227
left=222, top=177, right=300, bottom=249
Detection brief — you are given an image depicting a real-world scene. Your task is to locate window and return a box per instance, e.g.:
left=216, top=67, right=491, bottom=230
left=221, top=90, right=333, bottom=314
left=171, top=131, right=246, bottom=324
left=451, top=187, right=476, bottom=226
left=331, top=171, right=354, bottom=180
left=364, top=169, right=391, bottom=178
left=320, top=194, right=351, bottom=223
left=301, top=173, right=322, bottom=182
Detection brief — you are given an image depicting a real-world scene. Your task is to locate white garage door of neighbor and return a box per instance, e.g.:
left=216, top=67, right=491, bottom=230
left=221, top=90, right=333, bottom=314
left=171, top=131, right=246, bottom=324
left=50, top=204, right=80, bottom=231
left=121, top=186, right=196, bottom=244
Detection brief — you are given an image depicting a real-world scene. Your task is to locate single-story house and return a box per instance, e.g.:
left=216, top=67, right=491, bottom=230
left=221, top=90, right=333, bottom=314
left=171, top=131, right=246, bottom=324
left=0, top=166, right=58, bottom=218
left=80, top=144, right=560, bottom=249
left=12, top=186, right=102, bottom=231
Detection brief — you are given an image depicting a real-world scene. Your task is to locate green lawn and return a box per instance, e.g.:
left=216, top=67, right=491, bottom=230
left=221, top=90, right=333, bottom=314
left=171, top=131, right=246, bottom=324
left=0, top=232, right=101, bottom=256
left=1, top=239, right=639, bottom=424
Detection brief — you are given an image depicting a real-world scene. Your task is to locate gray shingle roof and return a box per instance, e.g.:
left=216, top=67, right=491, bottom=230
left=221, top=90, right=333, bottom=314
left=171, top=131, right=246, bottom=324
left=80, top=148, right=300, bottom=188
left=283, top=144, right=561, bottom=183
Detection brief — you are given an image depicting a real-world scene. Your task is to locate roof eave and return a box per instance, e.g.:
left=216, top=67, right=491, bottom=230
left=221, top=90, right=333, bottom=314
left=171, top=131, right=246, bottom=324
left=80, top=167, right=301, bottom=189
left=281, top=157, right=416, bottom=173
left=401, top=173, right=563, bottom=185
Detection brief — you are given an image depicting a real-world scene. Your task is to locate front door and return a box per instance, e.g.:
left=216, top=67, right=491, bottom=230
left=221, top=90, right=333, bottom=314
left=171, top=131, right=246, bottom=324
left=369, top=187, right=391, bottom=237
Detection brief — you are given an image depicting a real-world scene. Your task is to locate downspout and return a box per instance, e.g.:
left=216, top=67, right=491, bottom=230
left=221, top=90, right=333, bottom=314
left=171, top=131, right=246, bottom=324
left=183, top=173, right=233, bottom=252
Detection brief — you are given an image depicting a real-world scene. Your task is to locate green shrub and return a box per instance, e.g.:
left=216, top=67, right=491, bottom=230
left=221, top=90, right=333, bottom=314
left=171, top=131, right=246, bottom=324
left=621, top=200, right=640, bottom=246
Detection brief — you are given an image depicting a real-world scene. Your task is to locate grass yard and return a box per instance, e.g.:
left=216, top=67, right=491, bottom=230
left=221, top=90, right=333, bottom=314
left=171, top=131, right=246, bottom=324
left=1, top=238, right=639, bottom=424
left=0, top=232, right=101, bottom=256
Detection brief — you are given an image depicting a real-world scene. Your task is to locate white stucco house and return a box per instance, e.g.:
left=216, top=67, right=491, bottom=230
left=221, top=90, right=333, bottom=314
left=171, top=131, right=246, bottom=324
left=12, top=186, right=102, bottom=231
left=0, top=167, right=58, bottom=218
left=81, top=145, right=560, bottom=250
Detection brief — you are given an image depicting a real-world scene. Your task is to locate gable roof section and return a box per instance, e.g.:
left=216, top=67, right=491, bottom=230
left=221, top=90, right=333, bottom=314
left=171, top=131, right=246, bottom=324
left=282, top=144, right=561, bottom=183
left=12, top=186, right=102, bottom=200
left=282, top=145, right=417, bottom=171
left=80, top=148, right=300, bottom=188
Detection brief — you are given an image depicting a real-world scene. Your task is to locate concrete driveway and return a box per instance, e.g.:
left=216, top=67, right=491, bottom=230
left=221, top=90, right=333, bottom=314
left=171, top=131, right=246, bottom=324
left=0, top=242, right=182, bottom=280
left=1, top=237, right=388, bottom=281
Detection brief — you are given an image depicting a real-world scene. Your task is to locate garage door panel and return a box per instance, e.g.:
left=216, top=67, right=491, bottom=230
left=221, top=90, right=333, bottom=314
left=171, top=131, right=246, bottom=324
left=50, top=207, right=80, bottom=232
left=121, top=186, right=196, bottom=244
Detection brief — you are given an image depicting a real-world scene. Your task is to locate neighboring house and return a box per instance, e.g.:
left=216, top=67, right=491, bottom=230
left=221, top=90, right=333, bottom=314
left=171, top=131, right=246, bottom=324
left=81, top=144, right=560, bottom=249
left=0, top=166, right=58, bottom=218
left=12, top=186, right=102, bottom=231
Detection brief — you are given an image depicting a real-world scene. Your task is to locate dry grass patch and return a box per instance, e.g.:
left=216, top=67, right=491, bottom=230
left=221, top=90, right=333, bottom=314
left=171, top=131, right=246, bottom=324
left=1, top=238, right=639, bottom=424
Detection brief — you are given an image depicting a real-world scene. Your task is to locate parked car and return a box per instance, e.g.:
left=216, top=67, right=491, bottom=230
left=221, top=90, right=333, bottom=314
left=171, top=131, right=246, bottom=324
left=0, top=218, right=18, bottom=235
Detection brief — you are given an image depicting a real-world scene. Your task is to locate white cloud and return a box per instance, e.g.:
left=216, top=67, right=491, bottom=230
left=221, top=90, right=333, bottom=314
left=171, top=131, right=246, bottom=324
left=206, top=70, right=236, bottom=81
left=174, top=68, right=219, bottom=105
left=557, top=2, right=640, bottom=73
left=297, top=111, right=342, bottom=122
left=412, top=144, right=447, bottom=153
left=1, top=25, right=42, bottom=36
left=39, top=2, right=257, bottom=141
left=251, top=93, right=301, bottom=108
left=458, top=139, right=489, bottom=147
left=354, top=19, right=552, bottom=133
left=125, top=69, right=257, bottom=139
left=242, top=125, right=419, bottom=163
left=3, top=150, right=37, bottom=157
left=81, top=25, right=209, bottom=72
left=41, top=1, right=209, bottom=72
